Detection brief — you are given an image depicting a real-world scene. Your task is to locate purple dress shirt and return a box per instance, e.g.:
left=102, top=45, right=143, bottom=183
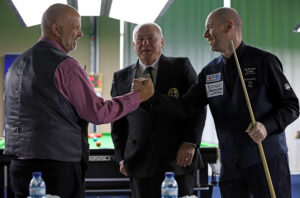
left=39, top=37, right=140, bottom=124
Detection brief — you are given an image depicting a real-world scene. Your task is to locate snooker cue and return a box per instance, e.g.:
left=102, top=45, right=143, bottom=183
left=230, top=40, right=276, bottom=198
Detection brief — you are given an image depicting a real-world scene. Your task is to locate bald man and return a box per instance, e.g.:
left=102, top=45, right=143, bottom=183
left=4, top=3, right=153, bottom=198
left=138, top=7, right=299, bottom=198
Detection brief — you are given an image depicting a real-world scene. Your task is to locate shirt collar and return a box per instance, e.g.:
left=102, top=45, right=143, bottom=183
left=222, top=41, right=246, bottom=65
left=39, top=37, right=67, bottom=54
left=138, top=58, right=159, bottom=73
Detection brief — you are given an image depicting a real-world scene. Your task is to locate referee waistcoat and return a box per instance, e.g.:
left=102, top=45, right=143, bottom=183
left=4, top=41, right=89, bottom=162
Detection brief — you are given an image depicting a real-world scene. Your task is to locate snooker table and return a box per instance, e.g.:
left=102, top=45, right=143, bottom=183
left=0, top=133, right=218, bottom=198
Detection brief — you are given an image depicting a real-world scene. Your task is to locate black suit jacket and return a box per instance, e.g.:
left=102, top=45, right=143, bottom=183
left=111, top=55, right=206, bottom=178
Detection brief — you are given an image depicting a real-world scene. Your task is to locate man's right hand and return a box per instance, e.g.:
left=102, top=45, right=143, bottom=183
left=131, top=78, right=154, bottom=102
left=119, top=160, right=128, bottom=176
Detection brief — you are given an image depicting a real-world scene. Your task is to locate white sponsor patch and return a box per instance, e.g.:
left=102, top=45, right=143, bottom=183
left=206, top=73, right=221, bottom=83
left=206, top=81, right=224, bottom=98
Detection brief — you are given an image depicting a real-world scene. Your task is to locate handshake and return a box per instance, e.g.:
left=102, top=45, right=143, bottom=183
left=131, top=77, right=154, bottom=102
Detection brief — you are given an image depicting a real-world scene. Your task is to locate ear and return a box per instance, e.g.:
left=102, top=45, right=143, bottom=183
left=161, top=37, right=165, bottom=49
left=225, top=20, right=233, bottom=33
left=51, top=22, right=60, bottom=37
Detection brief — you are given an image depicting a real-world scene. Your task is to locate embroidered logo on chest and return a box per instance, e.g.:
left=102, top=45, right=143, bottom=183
left=243, top=67, right=257, bottom=88
left=168, top=88, right=179, bottom=98
left=243, top=67, right=256, bottom=76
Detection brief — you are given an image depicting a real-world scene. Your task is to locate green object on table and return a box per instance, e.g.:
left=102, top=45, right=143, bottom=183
left=200, top=142, right=217, bottom=148
left=0, top=139, right=4, bottom=149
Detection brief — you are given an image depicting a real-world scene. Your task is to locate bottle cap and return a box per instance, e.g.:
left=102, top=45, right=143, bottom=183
left=165, top=172, right=175, bottom=177
left=32, top=172, right=42, bottom=177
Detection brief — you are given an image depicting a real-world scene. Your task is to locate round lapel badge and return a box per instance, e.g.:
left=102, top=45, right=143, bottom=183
left=168, top=88, right=179, bottom=98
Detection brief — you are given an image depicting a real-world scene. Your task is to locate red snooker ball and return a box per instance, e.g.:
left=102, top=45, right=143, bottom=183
left=88, top=133, right=95, bottom=138
left=96, top=141, right=101, bottom=147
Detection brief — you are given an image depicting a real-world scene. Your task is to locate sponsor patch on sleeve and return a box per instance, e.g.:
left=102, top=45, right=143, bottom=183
left=205, top=81, right=224, bottom=98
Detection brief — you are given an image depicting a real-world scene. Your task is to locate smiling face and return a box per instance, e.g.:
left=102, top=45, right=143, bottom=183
left=56, top=13, right=83, bottom=53
left=203, top=12, right=228, bottom=53
left=133, top=24, right=164, bottom=66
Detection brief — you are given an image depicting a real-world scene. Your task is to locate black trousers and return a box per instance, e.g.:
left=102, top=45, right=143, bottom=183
left=130, top=170, right=194, bottom=198
left=219, top=152, right=291, bottom=198
left=10, top=158, right=85, bottom=198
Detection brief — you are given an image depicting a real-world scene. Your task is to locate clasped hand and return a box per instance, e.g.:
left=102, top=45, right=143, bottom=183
left=131, top=77, right=154, bottom=102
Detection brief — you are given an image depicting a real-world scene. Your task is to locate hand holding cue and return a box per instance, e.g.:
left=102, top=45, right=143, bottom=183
left=230, top=40, right=276, bottom=198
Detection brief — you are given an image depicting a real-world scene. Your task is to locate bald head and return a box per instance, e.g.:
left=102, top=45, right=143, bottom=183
left=41, top=3, right=79, bottom=36
left=40, top=3, right=83, bottom=53
left=204, top=7, right=243, bottom=57
left=209, top=7, right=242, bottom=33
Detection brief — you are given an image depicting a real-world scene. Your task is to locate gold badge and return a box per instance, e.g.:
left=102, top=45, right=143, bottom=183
left=168, top=88, right=179, bottom=98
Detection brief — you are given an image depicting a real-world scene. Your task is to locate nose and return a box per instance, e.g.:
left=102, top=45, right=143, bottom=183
left=142, top=38, right=149, bottom=45
left=78, top=29, right=83, bottom=38
left=203, top=29, right=209, bottom=38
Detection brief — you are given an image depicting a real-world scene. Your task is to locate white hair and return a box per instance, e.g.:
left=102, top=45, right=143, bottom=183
left=132, top=22, right=164, bottom=42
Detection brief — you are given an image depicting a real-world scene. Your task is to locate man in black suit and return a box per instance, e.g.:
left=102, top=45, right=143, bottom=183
left=111, top=23, right=206, bottom=198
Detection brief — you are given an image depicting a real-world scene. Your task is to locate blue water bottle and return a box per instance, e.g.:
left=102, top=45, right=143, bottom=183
left=161, top=172, right=178, bottom=198
left=29, top=172, right=46, bottom=198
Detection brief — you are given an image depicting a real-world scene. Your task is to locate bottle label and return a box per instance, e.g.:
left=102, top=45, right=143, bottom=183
left=161, top=187, right=178, bottom=198
left=29, top=187, right=46, bottom=197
